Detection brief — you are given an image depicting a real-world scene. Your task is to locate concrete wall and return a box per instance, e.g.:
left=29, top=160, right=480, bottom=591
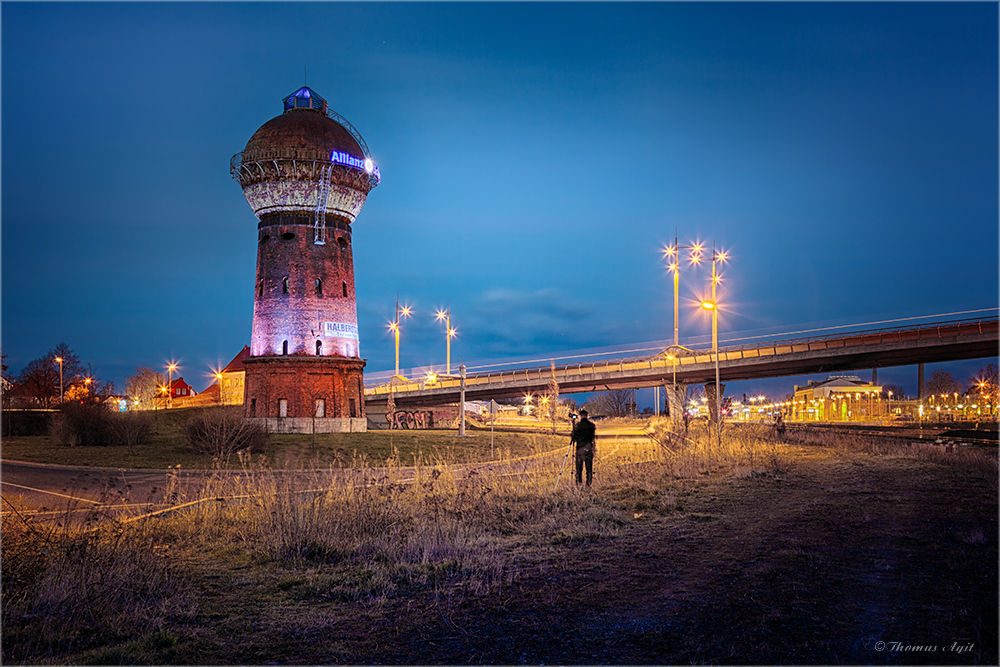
left=253, top=416, right=366, bottom=434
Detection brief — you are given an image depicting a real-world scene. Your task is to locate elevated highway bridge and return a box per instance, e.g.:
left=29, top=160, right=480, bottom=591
left=365, top=316, right=998, bottom=409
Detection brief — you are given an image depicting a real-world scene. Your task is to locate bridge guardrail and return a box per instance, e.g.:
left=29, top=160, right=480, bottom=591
left=365, top=316, right=998, bottom=397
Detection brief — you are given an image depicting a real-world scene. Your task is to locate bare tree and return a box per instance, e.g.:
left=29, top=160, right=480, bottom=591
left=972, top=363, right=998, bottom=411
left=125, top=367, right=167, bottom=410
left=925, top=370, right=963, bottom=398
left=881, top=383, right=906, bottom=400
left=583, top=389, right=636, bottom=417
left=547, top=361, right=559, bottom=433
left=16, top=343, right=86, bottom=407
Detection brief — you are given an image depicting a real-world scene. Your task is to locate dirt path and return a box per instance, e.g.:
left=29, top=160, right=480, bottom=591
left=329, top=444, right=997, bottom=665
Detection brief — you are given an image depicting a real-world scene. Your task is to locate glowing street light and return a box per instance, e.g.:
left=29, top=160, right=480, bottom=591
left=435, top=307, right=458, bottom=375
left=215, top=371, right=224, bottom=405
left=166, top=363, right=178, bottom=409
left=54, top=356, right=64, bottom=404
left=662, top=238, right=706, bottom=349
left=699, top=244, right=727, bottom=449
left=388, top=299, right=413, bottom=377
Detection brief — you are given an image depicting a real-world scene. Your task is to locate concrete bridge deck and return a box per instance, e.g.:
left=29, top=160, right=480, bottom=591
left=365, top=317, right=999, bottom=409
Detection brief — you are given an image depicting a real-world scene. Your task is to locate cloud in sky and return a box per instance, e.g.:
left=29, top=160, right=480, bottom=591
left=2, top=2, right=996, bottom=403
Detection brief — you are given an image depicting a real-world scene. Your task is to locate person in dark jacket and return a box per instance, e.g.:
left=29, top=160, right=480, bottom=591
left=571, top=410, right=597, bottom=486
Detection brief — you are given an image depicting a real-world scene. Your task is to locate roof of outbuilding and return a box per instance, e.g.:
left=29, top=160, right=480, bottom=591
left=222, top=345, right=251, bottom=374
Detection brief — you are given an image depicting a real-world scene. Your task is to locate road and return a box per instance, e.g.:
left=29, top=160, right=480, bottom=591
left=1, top=461, right=201, bottom=520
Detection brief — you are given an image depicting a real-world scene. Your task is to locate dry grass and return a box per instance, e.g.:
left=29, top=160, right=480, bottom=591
left=2, top=424, right=995, bottom=664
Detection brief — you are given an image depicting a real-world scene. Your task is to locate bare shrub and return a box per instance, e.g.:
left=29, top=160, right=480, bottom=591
left=107, top=411, right=154, bottom=454
left=184, top=407, right=269, bottom=458
left=50, top=400, right=113, bottom=446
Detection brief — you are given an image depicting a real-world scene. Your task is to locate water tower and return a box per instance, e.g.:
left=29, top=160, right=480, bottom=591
left=231, top=86, right=379, bottom=432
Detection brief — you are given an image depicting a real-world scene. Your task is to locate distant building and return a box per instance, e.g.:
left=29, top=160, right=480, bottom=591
left=791, top=375, right=883, bottom=422
left=219, top=346, right=251, bottom=406
left=168, top=377, right=197, bottom=400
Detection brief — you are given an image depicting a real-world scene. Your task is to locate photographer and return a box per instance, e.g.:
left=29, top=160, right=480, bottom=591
left=570, top=409, right=597, bottom=486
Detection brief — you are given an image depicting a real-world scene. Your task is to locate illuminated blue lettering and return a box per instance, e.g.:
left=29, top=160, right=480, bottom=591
left=330, top=151, right=380, bottom=182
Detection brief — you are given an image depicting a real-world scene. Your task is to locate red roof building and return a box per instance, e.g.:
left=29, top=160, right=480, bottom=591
left=220, top=346, right=251, bottom=406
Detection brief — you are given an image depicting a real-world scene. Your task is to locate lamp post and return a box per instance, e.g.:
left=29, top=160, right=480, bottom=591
left=166, top=363, right=178, bottom=409
left=662, top=238, right=711, bottom=425
left=662, top=237, right=706, bottom=348
left=435, top=307, right=457, bottom=375
left=388, top=299, right=412, bottom=377
left=54, top=356, right=64, bottom=404
left=699, top=245, right=727, bottom=450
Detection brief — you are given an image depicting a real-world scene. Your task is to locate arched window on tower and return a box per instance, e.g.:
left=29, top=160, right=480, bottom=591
left=315, top=278, right=322, bottom=296
left=282, top=340, right=288, bottom=355
left=282, top=277, right=289, bottom=294
left=342, top=281, right=348, bottom=297
left=258, top=281, right=264, bottom=297
left=316, top=340, right=323, bottom=355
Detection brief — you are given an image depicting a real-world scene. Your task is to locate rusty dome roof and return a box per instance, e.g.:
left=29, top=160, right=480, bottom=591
left=241, top=87, right=365, bottom=164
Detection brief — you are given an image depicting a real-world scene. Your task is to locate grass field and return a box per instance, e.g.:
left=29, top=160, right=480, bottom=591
left=2, top=418, right=996, bottom=665
left=0, top=406, right=566, bottom=469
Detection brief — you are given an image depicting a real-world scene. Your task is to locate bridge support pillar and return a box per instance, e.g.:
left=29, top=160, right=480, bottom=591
left=705, top=382, right=726, bottom=425
left=665, top=384, right=687, bottom=429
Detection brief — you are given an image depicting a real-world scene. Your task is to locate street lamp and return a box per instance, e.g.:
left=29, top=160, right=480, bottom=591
left=166, top=363, right=178, bottom=409
left=388, top=300, right=412, bottom=377
left=700, top=300, right=720, bottom=435
left=54, top=356, right=64, bottom=404
left=662, top=238, right=711, bottom=422
left=662, top=238, right=705, bottom=348
left=435, top=307, right=458, bottom=375
left=699, top=244, right=727, bottom=449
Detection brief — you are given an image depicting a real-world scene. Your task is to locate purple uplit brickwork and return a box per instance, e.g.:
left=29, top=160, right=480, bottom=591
left=250, top=214, right=359, bottom=358
left=232, top=87, right=378, bottom=433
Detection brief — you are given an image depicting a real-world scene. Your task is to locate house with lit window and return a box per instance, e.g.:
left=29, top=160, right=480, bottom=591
left=791, top=375, right=884, bottom=422
left=168, top=377, right=197, bottom=400
left=219, top=346, right=250, bottom=406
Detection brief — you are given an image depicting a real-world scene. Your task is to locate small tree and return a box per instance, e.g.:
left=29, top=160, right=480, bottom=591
left=925, top=370, right=963, bottom=400
left=972, top=363, right=998, bottom=413
left=881, top=383, right=906, bottom=400
left=583, top=389, right=637, bottom=418
left=108, top=412, right=154, bottom=455
left=185, top=408, right=269, bottom=458
left=125, top=367, right=167, bottom=410
left=50, top=400, right=111, bottom=446
left=17, top=343, right=85, bottom=407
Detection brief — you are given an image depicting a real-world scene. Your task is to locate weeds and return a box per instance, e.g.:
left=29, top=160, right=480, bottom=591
left=1, top=510, right=186, bottom=663
left=4, top=422, right=991, bottom=664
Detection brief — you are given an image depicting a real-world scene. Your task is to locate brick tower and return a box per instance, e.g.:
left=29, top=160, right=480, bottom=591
left=230, top=87, right=379, bottom=432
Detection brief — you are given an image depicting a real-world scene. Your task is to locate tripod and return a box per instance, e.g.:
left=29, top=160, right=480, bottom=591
left=553, top=414, right=577, bottom=492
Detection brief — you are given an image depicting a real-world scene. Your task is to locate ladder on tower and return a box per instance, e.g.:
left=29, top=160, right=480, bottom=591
left=314, top=163, right=331, bottom=244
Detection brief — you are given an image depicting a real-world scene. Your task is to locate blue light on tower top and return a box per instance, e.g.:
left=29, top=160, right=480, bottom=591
left=283, top=86, right=328, bottom=112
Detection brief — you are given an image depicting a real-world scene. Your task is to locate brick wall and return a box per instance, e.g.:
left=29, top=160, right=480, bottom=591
left=243, top=356, right=365, bottom=422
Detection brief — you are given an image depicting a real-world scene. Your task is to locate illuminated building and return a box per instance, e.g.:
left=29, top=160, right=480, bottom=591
left=791, top=375, right=883, bottom=422
left=219, top=345, right=250, bottom=406
left=231, top=87, right=379, bottom=432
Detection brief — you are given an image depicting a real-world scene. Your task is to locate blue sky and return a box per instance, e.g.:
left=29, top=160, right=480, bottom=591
left=2, top=2, right=997, bottom=404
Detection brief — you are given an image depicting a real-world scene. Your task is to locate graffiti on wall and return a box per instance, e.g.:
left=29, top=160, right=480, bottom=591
left=388, top=410, right=432, bottom=429
left=385, top=407, right=460, bottom=429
